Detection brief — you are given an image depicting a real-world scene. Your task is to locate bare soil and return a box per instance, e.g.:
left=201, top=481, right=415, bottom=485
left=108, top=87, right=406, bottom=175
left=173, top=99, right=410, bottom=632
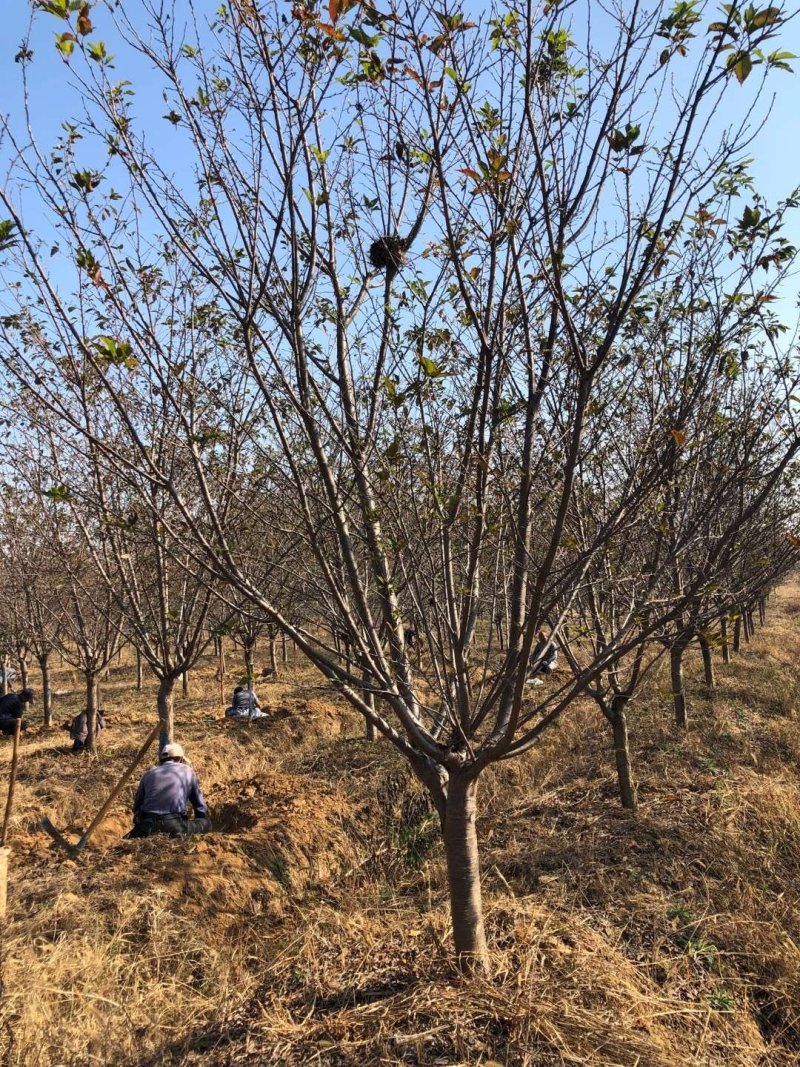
left=2, top=587, right=800, bottom=1066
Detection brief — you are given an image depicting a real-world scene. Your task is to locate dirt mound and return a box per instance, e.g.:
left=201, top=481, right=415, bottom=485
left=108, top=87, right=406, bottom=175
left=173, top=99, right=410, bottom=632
left=5, top=591, right=800, bottom=1065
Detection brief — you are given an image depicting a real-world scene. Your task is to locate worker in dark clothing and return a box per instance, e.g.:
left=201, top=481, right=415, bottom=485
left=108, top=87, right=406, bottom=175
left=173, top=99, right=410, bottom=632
left=225, top=685, right=266, bottom=719
left=67, top=709, right=107, bottom=752
left=0, top=688, right=34, bottom=735
left=129, top=743, right=212, bottom=838
left=526, top=631, right=558, bottom=686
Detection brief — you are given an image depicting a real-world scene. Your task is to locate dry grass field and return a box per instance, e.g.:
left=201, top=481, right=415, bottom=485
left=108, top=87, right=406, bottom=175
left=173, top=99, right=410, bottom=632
left=2, top=585, right=800, bottom=1066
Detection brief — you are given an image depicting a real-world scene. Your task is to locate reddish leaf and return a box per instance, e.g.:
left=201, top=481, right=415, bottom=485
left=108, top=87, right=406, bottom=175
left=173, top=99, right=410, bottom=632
left=76, top=3, right=92, bottom=35
left=318, top=21, right=346, bottom=38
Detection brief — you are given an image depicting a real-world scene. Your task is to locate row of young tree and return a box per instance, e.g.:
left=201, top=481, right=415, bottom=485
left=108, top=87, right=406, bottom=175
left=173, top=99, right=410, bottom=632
left=0, top=0, right=798, bottom=972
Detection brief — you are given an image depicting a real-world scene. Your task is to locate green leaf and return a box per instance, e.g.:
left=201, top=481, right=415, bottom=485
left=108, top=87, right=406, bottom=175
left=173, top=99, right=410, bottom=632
left=740, top=204, right=761, bottom=228
left=93, top=335, right=139, bottom=368
left=768, top=49, right=797, bottom=70
left=70, top=169, right=102, bottom=192
left=87, top=40, right=112, bottom=64
left=0, top=220, right=17, bottom=252
left=728, top=49, right=753, bottom=82
left=44, top=485, right=74, bottom=502
left=36, top=0, right=69, bottom=17
left=55, top=32, right=76, bottom=56
left=749, top=6, right=781, bottom=28
left=607, top=123, right=641, bottom=152
left=707, top=20, right=738, bottom=36
left=348, top=25, right=380, bottom=47
left=419, top=354, right=445, bottom=377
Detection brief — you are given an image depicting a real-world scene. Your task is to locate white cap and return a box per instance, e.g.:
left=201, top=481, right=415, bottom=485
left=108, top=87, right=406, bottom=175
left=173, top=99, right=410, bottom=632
left=159, top=742, right=185, bottom=761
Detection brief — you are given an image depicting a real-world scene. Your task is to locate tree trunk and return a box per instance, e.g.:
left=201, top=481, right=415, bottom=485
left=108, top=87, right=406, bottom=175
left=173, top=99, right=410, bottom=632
left=136, top=649, right=143, bottom=690
left=243, top=639, right=254, bottom=683
left=363, top=671, right=376, bottom=741
left=611, top=702, right=637, bottom=812
left=1, top=657, right=8, bottom=696
left=268, top=629, right=278, bottom=675
left=38, top=654, right=52, bottom=727
left=759, top=597, right=766, bottom=626
left=698, top=634, right=715, bottom=690
left=721, top=617, right=730, bottom=665
left=742, top=609, right=751, bottom=643
left=157, top=675, right=176, bottom=749
left=216, top=640, right=225, bottom=680
left=495, top=614, right=505, bottom=652
left=85, top=670, right=99, bottom=755
left=182, top=671, right=189, bottom=698
left=281, top=631, right=288, bottom=664
left=18, top=657, right=28, bottom=691
left=442, top=773, right=489, bottom=974
left=671, top=644, right=687, bottom=728
left=733, top=616, right=742, bottom=653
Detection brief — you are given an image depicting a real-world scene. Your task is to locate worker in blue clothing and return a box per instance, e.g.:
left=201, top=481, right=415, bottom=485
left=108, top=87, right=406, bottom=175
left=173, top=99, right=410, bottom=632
left=128, top=743, right=212, bottom=837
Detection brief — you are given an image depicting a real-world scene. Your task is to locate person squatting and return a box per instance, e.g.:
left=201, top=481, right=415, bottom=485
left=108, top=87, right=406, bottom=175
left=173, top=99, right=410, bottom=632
left=128, top=743, right=212, bottom=838
left=0, top=689, right=34, bottom=735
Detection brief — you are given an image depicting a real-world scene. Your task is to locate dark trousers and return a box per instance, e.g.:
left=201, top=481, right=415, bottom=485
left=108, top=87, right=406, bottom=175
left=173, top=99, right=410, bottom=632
left=129, top=813, right=213, bottom=838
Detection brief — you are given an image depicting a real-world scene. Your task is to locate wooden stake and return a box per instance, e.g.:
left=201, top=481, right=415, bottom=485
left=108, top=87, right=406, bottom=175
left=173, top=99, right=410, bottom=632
left=0, top=845, right=8, bottom=920
left=1, top=719, right=22, bottom=847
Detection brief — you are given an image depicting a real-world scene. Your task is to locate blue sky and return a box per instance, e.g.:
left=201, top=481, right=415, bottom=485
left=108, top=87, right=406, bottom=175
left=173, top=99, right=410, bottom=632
left=2, top=0, right=799, bottom=327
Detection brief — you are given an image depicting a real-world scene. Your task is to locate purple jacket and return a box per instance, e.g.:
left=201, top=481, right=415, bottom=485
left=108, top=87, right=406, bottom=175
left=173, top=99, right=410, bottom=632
left=133, top=761, right=208, bottom=818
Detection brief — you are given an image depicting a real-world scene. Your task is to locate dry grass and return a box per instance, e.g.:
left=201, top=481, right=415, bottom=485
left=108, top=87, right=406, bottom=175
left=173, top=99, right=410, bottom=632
left=2, top=586, right=800, bottom=1065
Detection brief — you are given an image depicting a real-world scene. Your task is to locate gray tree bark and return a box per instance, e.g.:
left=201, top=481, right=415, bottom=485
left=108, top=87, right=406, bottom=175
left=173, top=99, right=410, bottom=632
left=443, top=773, right=489, bottom=974
left=157, top=675, right=176, bottom=749
left=671, top=644, right=687, bottom=728
left=611, top=700, right=637, bottom=811
left=85, top=669, right=99, bottom=755
left=38, top=654, right=52, bottom=727
left=698, top=634, right=715, bottom=690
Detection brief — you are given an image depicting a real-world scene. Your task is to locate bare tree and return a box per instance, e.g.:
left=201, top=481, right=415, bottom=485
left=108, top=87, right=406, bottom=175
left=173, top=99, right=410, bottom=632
left=1, top=0, right=799, bottom=970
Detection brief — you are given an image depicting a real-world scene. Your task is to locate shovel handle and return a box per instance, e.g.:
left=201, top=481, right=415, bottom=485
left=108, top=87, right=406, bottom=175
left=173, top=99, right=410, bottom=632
left=76, top=722, right=161, bottom=851
left=1, top=719, right=22, bottom=847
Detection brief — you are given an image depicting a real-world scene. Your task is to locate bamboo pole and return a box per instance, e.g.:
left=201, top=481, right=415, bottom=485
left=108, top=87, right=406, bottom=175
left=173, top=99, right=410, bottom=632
left=43, top=722, right=161, bottom=856
left=0, top=719, right=22, bottom=919
left=1, top=719, right=22, bottom=847
left=73, top=723, right=160, bottom=851
left=0, top=846, right=8, bottom=919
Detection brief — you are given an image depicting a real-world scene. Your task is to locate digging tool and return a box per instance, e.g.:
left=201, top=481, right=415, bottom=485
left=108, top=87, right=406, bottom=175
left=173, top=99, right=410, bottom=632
left=0, top=718, right=22, bottom=919
left=40, top=721, right=160, bottom=857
